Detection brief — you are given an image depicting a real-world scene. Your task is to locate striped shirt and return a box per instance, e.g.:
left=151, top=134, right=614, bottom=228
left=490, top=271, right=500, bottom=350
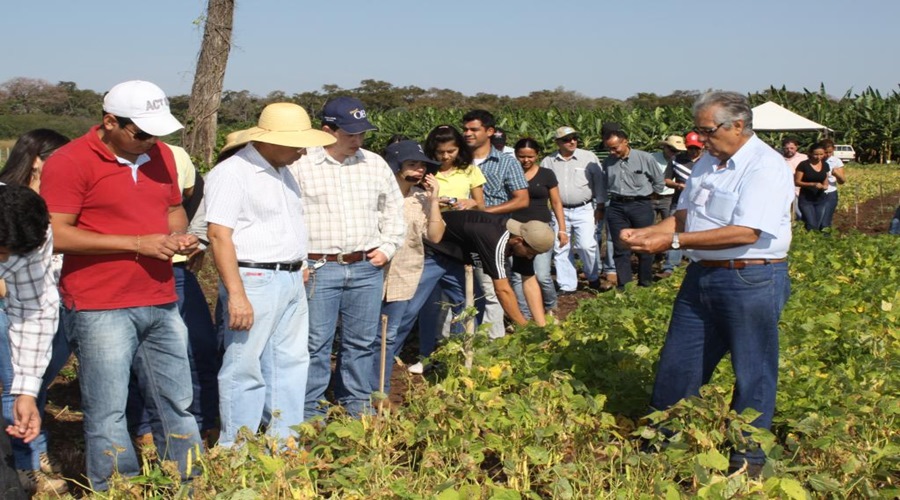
left=475, top=146, right=528, bottom=207
left=289, top=147, right=405, bottom=259
left=205, top=144, right=308, bottom=262
left=2, top=229, right=60, bottom=397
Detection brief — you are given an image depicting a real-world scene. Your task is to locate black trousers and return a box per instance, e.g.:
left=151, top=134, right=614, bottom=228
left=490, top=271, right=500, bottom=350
left=607, top=199, right=655, bottom=287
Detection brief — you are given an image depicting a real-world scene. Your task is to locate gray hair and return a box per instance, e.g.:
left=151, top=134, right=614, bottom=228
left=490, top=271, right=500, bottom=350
left=693, top=91, right=754, bottom=137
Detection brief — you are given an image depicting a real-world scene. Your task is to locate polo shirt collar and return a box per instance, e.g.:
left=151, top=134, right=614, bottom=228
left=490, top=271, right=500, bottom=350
left=721, top=134, right=760, bottom=171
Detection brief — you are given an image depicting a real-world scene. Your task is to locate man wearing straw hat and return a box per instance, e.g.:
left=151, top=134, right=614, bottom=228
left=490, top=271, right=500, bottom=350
left=205, top=102, right=336, bottom=446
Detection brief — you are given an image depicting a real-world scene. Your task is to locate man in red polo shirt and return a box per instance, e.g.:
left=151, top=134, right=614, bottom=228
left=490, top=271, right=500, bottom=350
left=40, top=80, right=201, bottom=491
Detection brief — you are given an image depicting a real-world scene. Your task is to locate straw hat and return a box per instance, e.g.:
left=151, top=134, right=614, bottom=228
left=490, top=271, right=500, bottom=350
left=220, top=128, right=253, bottom=155
left=244, top=103, right=336, bottom=148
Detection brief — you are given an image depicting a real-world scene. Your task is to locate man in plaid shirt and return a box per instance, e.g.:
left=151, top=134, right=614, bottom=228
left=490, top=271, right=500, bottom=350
left=289, top=97, right=405, bottom=418
left=0, top=185, right=58, bottom=444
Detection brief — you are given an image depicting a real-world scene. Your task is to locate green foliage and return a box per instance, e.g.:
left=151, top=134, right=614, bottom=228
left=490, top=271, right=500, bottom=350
left=102, top=228, right=898, bottom=498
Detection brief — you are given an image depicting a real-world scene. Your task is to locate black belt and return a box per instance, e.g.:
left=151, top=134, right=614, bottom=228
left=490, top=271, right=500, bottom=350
left=237, top=261, right=304, bottom=272
left=172, top=262, right=186, bottom=268
left=610, top=194, right=651, bottom=202
left=562, top=200, right=592, bottom=209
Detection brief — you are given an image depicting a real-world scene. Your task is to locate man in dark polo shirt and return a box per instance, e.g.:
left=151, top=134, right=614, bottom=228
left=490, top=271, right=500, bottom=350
left=602, top=129, right=666, bottom=289
left=429, top=211, right=553, bottom=328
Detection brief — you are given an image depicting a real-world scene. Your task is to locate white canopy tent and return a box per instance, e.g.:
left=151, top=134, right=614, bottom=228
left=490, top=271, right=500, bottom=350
left=751, top=101, right=833, bottom=133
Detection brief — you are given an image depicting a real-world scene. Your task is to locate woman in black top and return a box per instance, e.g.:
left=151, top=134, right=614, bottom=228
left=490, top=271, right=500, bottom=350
left=794, top=142, right=831, bottom=231
left=510, top=138, right=567, bottom=316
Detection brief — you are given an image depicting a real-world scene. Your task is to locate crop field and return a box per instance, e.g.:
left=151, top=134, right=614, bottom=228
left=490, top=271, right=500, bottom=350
left=65, top=212, right=896, bottom=498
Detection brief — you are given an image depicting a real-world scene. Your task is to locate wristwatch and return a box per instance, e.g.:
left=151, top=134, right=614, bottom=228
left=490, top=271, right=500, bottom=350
left=671, top=233, right=681, bottom=250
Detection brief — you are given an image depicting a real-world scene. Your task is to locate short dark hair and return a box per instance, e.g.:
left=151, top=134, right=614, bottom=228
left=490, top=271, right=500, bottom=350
left=781, top=136, right=801, bottom=147
left=462, top=109, right=496, bottom=130
left=603, top=129, right=629, bottom=142
left=819, top=138, right=835, bottom=149
left=424, top=125, right=473, bottom=168
left=0, top=129, right=69, bottom=187
left=0, top=185, right=50, bottom=254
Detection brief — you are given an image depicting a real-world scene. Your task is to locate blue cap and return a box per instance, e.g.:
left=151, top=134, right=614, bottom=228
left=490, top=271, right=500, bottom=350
left=321, top=97, right=377, bottom=134
left=384, top=140, right=440, bottom=174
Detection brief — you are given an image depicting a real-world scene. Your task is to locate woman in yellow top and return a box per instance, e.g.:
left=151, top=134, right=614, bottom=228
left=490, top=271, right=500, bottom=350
left=424, top=125, right=486, bottom=211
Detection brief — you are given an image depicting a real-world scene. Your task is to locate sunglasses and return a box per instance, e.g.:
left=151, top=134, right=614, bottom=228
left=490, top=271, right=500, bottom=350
left=557, top=135, right=578, bottom=143
left=692, top=123, right=725, bottom=137
left=115, top=116, right=155, bottom=141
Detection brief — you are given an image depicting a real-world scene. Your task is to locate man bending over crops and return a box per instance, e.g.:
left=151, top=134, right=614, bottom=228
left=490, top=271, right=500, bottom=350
left=621, top=91, right=793, bottom=476
left=428, top=211, right=552, bottom=328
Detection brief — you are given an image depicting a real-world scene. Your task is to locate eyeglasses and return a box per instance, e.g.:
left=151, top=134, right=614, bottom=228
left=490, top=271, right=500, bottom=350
left=557, top=135, right=578, bottom=143
left=692, top=123, right=725, bottom=137
left=114, top=116, right=155, bottom=141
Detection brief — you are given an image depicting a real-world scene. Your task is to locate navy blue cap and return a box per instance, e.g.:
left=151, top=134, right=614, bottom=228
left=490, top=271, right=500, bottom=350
left=321, top=96, right=377, bottom=134
left=384, top=140, right=440, bottom=174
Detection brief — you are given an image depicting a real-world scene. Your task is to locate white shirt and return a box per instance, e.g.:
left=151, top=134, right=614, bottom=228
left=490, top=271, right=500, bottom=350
left=204, top=144, right=308, bottom=262
left=677, top=134, right=793, bottom=261
left=651, top=152, right=676, bottom=196
left=825, top=156, right=844, bottom=193
left=288, top=146, right=405, bottom=258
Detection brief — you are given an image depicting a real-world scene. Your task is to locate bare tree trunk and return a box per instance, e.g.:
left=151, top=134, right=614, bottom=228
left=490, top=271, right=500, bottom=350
left=182, top=0, right=234, bottom=166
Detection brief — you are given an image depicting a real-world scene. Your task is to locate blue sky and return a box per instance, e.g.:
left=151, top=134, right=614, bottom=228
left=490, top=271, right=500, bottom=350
left=3, top=0, right=897, bottom=100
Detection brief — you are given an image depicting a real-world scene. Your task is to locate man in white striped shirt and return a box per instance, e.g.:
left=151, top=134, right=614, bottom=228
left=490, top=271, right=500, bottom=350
left=206, top=103, right=336, bottom=446
left=0, top=186, right=58, bottom=446
left=288, top=97, right=405, bottom=418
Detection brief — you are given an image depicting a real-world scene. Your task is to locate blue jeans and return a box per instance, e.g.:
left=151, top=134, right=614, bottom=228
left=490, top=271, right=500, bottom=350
left=821, top=190, right=838, bottom=229
left=63, top=304, right=200, bottom=491
left=127, top=265, right=221, bottom=436
left=218, top=268, right=309, bottom=447
left=407, top=253, right=469, bottom=359
left=305, top=261, right=384, bottom=418
left=0, top=306, right=70, bottom=470
left=650, top=261, right=790, bottom=465
left=798, top=194, right=829, bottom=231
left=552, top=205, right=599, bottom=291
left=607, top=199, right=656, bottom=287
left=510, top=247, right=555, bottom=317
left=596, top=209, right=616, bottom=275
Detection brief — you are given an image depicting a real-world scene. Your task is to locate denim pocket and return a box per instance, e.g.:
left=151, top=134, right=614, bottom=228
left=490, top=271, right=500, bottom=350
left=240, top=269, right=276, bottom=288
left=735, top=265, right=774, bottom=286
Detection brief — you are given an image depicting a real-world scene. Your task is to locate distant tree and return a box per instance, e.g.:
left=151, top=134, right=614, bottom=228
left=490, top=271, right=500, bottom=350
left=57, top=81, right=102, bottom=117
left=218, top=89, right=259, bottom=126
left=0, top=77, right=68, bottom=115
left=182, top=0, right=235, bottom=165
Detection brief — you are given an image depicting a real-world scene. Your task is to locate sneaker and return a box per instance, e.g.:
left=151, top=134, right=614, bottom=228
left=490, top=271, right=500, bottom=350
left=408, top=362, right=424, bottom=375
left=17, top=469, right=68, bottom=495
left=39, top=452, right=62, bottom=474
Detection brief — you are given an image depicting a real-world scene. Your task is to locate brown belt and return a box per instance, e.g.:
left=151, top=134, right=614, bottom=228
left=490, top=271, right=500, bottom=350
left=307, top=249, right=373, bottom=265
left=698, top=258, right=786, bottom=269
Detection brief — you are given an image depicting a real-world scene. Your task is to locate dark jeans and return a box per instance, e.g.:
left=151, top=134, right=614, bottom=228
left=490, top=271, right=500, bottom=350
left=127, top=265, right=220, bottom=435
left=821, top=190, right=838, bottom=229
left=651, top=261, right=790, bottom=465
left=607, top=199, right=655, bottom=287
left=798, top=194, right=829, bottom=231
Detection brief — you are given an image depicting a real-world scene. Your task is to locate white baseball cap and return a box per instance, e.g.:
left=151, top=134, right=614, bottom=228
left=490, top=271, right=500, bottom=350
left=102, top=80, right=183, bottom=137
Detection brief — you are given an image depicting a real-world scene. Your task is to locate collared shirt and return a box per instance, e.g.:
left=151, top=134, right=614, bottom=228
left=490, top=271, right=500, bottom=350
left=383, top=187, right=436, bottom=302
left=677, top=134, right=793, bottom=261
left=289, top=146, right=405, bottom=259
left=540, top=147, right=606, bottom=205
left=650, top=152, right=676, bottom=196
left=824, top=156, right=844, bottom=193
left=206, top=144, right=308, bottom=262
left=1, top=229, right=59, bottom=397
left=475, top=146, right=528, bottom=207
left=603, top=148, right=666, bottom=197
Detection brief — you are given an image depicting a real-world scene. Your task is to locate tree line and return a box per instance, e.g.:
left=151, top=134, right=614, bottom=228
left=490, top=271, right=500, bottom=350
left=1, top=77, right=897, bottom=164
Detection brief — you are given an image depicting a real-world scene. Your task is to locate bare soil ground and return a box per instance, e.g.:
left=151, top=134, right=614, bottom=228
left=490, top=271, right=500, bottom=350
left=38, top=190, right=900, bottom=494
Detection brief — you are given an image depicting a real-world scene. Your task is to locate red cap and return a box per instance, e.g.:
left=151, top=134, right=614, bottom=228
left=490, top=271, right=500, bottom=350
left=685, top=131, right=703, bottom=148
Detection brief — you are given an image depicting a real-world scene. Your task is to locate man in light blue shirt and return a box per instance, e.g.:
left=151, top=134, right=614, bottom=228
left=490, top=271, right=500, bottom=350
left=621, top=91, right=793, bottom=476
